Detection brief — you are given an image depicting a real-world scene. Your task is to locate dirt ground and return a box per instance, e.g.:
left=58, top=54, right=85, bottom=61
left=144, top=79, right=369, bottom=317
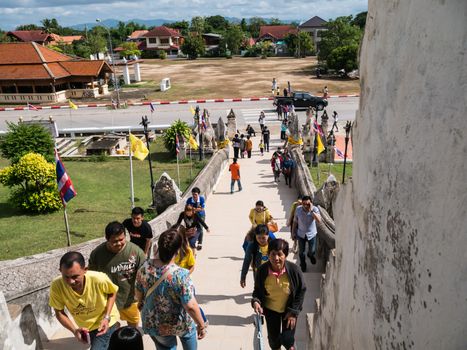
left=118, top=56, right=360, bottom=102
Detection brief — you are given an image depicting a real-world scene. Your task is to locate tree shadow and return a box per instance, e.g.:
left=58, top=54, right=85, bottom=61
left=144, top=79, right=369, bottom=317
left=196, top=292, right=251, bottom=306
left=203, top=314, right=254, bottom=327
left=208, top=256, right=244, bottom=261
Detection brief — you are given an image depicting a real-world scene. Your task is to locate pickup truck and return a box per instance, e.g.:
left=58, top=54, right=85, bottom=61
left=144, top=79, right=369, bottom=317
left=273, top=91, right=328, bottom=111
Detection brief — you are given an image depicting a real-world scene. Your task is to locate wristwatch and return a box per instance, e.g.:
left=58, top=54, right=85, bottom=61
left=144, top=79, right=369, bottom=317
left=103, top=314, right=111, bottom=322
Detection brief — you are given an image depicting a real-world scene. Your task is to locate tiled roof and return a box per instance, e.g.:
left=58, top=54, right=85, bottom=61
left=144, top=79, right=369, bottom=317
left=0, top=42, right=112, bottom=81
left=50, top=34, right=83, bottom=45
left=7, top=30, right=51, bottom=42
left=128, top=30, right=148, bottom=39
left=258, top=25, right=297, bottom=40
left=299, top=16, right=328, bottom=28
left=143, top=26, right=181, bottom=38
left=60, top=61, right=112, bottom=76
left=0, top=42, right=71, bottom=64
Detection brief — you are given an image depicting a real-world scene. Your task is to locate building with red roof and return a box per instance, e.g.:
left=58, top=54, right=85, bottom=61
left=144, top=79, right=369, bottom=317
left=141, top=26, right=183, bottom=56
left=0, top=42, right=113, bottom=104
left=257, top=25, right=298, bottom=55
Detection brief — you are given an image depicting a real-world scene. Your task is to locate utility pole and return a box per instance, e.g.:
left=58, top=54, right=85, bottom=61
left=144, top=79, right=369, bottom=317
left=342, top=121, right=352, bottom=184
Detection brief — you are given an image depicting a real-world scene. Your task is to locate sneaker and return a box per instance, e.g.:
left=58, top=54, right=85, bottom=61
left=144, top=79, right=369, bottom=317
left=197, top=244, right=202, bottom=251
left=300, top=264, right=306, bottom=272
left=310, top=255, right=317, bottom=265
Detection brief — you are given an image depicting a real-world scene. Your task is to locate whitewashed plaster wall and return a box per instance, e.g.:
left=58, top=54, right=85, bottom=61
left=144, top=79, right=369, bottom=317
left=311, top=0, right=467, bottom=349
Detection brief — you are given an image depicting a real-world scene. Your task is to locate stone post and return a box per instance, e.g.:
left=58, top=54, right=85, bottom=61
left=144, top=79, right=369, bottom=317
left=122, top=59, right=130, bottom=85
left=134, top=62, right=141, bottom=82
left=226, top=109, right=237, bottom=140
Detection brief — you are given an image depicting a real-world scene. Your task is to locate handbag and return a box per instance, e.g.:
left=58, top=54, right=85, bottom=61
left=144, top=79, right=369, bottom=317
left=267, top=221, right=279, bottom=233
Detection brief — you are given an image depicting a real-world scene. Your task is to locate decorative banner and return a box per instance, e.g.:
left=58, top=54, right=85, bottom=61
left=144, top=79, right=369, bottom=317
left=129, top=133, right=149, bottom=160
left=287, top=135, right=303, bottom=145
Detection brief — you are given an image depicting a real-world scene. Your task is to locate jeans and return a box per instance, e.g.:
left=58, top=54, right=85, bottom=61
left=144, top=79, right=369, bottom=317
left=231, top=179, right=242, bottom=193
left=264, top=139, right=270, bottom=152
left=233, top=147, right=239, bottom=158
left=247, top=150, right=252, bottom=158
left=298, top=235, right=316, bottom=267
left=188, top=227, right=201, bottom=248
left=263, top=308, right=296, bottom=350
left=151, top=328, right=197, bottom=350
left=89, top=323, right=118, bottom=350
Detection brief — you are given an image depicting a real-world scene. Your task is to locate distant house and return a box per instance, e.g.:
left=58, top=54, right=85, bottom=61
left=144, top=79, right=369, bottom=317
left=7, top=30, right=83, bottom=46
left=298, top=16, right=328, bottom=51
left=86, top=136, right=126, bottom=156
left=257, top=25, right=298, bottom=55
left=0, top=42, right=113, bottom=103
left=202, top=33, right=222, bottom=53
left=7, top=30, right=53, bottom=45
left=141, top=26, right=183, bottom=56
left=127, top=30, right=149, bottom=42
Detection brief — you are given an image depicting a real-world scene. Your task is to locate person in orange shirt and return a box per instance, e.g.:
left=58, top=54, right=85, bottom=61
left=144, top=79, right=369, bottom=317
left=229, top=158, right=242, bottom=194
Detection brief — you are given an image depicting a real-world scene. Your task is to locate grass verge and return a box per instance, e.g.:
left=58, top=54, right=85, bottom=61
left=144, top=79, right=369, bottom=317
left=0, top=139, right=207, bottom=260
left=309, top=162, right=353, bottom=188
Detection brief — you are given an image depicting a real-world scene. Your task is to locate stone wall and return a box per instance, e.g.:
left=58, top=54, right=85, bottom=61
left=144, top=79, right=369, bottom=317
left=0, top=148, right=229, bottom=343
left=310, top=1, right=467, bottom=349
left=289, top=147, right=316, bottom=197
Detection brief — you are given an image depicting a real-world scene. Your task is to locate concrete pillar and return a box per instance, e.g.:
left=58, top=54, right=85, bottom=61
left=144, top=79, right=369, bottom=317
left=122, top=64, right=130, bottom=85
left=134, top=62, right=141, bottom=82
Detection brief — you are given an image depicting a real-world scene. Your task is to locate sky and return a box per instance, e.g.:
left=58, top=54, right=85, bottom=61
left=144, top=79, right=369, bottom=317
left=0, top=0, right=368, bottom=30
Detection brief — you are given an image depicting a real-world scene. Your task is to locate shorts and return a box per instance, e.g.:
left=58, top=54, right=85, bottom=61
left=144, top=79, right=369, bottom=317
left=119, top=302, right=140, bottom=325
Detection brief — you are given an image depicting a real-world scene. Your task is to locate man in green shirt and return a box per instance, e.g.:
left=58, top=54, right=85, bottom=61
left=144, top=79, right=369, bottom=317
left=89, top=221, right=146, bottom=327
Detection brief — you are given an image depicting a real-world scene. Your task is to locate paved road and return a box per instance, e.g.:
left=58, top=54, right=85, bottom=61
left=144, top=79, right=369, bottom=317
left=0, top=98, right=358, bottom=133
left=45, top=135, right=322, bottom=350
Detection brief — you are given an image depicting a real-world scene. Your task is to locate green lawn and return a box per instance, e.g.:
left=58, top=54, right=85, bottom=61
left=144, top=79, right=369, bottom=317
left=0, top=139, right=206, bottom=260
left=309, top=162, right=353, bottom=188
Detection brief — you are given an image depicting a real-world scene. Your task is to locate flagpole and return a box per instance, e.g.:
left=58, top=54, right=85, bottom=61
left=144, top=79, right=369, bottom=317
left=189, top=145, right=193, bottom=180
left=64, top=207, right=72, bottom=246
left=176, top=151, right=180, bottom=189
left=129, top=130, right=135, bottom=209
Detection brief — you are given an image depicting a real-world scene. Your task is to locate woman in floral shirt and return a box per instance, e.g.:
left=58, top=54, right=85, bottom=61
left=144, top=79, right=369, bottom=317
left=135, top=228, right=206, bottom=349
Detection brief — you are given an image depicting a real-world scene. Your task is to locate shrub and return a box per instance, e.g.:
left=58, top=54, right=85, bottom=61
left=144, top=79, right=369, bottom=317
left=0, top=122, right=54, bottom=164
left=158, top=50, right=167, bottom=59
left=0, top=153, right=62, bottom=213
left=162, top=120, right=192, bottom=155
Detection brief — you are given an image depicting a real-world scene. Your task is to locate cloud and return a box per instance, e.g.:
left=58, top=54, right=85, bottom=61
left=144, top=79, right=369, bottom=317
left=0, top=0, right=367, bottom=30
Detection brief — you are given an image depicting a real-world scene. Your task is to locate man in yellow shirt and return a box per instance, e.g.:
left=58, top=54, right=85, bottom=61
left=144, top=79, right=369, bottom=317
left=49, top=251, right=120, bottom=350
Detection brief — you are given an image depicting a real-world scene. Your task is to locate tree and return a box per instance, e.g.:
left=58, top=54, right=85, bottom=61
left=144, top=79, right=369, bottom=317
left=248, top=17, right=267, bottom=38
left=165, top=21, right=190, bottom=36
left=352, top=11, right=368, bottom=29
left=205, top=15, right=229, bottom=32
left=0, top=153, right=62, bottom=213
left=326, top=44, right=359, bottom=71
left=222, top=25, right=244, bottom=54
left=162, top=120, right=192, bottom=155
left=15, top=24, right=41, bottom=31
left=41, top=18, right=60, bottom=34
left=240, top=18, right=248, bottom=32
left=87, top=32, right=107, bottom=57
left=181, top=34, right=205, bottom=59
left=269, top=18, right=282, bottom=25
left=190, top=16, right=205, bottom=34
left=318, top=16, right=363, bottom=66
left=0, top=122, right=54, bottom=164
left=284, top=31, right=313, bottom=57
left=120, top=42, right=141, bottom=58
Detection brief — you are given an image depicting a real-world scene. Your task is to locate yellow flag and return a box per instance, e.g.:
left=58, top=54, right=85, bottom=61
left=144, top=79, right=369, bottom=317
left=129, top=133, right=149, bottom=160
left=190, top=106, right=196, bottom=115
left=317, top=134, right=325, bottom=155
left=69, top=100, right=78, bottom=110
left=189, top=135, right=199, bottom=150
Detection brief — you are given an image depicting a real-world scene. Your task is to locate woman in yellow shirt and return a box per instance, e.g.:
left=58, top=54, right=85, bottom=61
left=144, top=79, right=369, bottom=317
left=174, top=227, right=195, bottom=274
left=251, top=239, right=306, bottom=350
left=249, top=200, right=273, bottom=227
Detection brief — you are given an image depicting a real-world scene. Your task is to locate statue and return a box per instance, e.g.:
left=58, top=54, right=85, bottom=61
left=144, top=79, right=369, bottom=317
left=216, top=116, right=226, bottom=142
left=200, top=109, right=217, bottom=151
left=226, top=109, right=237, bottom=139
left=286, top=112, right=303, bottom=148
left=153, top=172, right=182, bottom=214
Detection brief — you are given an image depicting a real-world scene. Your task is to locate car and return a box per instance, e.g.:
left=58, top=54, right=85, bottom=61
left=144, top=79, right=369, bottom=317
left=273, top=91, right=328, bottom=111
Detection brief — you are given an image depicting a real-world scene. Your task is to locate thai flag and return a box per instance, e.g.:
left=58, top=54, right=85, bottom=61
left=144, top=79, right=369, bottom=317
left=334, top=146, right=345, bottom=158
left=175, top=134, right=180, bottom=155
left=150, top=102, right=155, bottom=113
left=55, top=149, right=77, bottom=206
left=27, top=103, right=38, bottom=111
left=312, top=120, right=323, bottom=136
